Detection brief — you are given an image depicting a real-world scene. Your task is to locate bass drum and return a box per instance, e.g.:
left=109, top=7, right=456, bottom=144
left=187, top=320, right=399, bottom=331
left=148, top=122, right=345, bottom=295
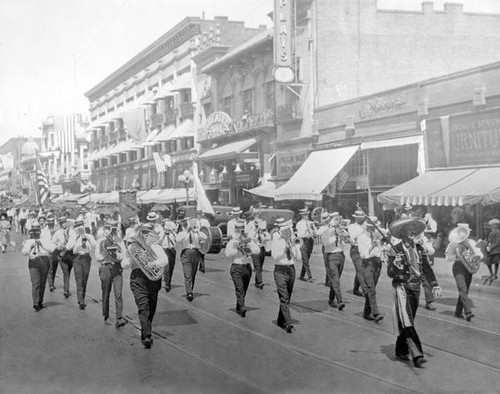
left=199, top=226, right=223, bottom=254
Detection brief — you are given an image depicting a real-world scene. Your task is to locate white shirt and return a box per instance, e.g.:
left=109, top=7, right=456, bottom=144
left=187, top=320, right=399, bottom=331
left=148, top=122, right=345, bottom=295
left=73, top=233, right=96, bottom=255
left=162, top=221, right=177, bottom=249
left=348, top=222, right=365, bottom=246
left=22, top=238, right=56, bottom=258
left=52, top=227, right=77, bottom=250
left=318, top=226, right=342, bottom=254
left=226, top=219, right=239, bottom=239
left=176, top=229, right=207, bottom=251
left=225, top=238, right=260, bottom=264
left=296, top=219, right=314, bottom=238
left=271, top=230, right=301, bottom=265
left=358, top=230, right=383, bottom=259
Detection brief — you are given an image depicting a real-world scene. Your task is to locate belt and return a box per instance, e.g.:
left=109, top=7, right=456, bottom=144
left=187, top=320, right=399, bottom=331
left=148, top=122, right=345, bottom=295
left=232, top=262, right=251, bottom=266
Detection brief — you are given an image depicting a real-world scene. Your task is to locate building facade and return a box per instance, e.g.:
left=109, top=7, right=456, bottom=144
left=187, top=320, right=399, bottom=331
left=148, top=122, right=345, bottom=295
left=85, top=16, right=264, bottom=195
left=0, top=137, right=39, bottom=195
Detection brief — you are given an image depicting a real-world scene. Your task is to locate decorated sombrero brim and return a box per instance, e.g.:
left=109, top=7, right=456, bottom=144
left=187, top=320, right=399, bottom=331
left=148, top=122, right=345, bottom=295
left=448, top=226, right=470, bottom=244
left=389, top=217, right=426, bottom=239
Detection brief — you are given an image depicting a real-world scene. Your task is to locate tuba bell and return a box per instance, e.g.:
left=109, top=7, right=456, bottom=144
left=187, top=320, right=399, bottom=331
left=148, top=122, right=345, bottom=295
left=457, top=240, right=481, bottom=274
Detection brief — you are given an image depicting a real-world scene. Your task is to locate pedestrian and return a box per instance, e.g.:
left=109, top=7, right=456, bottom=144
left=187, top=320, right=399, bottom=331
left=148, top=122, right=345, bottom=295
left=72, top=219, right=96, bottom=310
left=51, top=216, right=77, bottom=298
left=19, top=207, right=28, bottom=235
left=387, top=217, right=442, bottom=368
left=485, top=218, right=500, bottom=282
left=246, top=208, right=270, bottom=289
left=125, top=223, right=169, bottom=348
left=161, top=216, right=177, bottom=292
left=357, top=216, right=384, bottom=323
left=176, top=218, right=208, bottom=302
left=226, top=220, right=259, bottom=317
left=271, top=218, right=301, bottom=333
left=296, top=208, right=315, bottom=282
left=445, top=223, right=483, bottom=321
left=318, top=212, right=346, bottom=311
left=0, top=213, right=11, bottom=253
left=21, top=223, right=56, bottom=311
left=348, top=210, right=368, bottom=297
left=96, top=221, right=127, bottom=328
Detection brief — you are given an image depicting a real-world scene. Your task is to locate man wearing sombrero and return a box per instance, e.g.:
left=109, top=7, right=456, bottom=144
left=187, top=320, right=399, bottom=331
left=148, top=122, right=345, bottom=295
left=445, top=223, right=483, bottom=321
left=387, top=217, right=441, bottom=368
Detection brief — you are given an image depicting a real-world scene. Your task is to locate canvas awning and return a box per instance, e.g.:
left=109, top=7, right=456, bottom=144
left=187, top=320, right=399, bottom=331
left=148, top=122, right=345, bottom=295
left=138, top=188, right=195, bottom=204
left=198, top=138, right=257, bottom=161
left=378, top=167, right=500, bottom=206
left=244, top=182, right=277, bottom=199
left=274, top=145, right=360, bottom=201
left=168, top=119, right=195, bottom=140
left=154, top=125, right=176, bottom=142
left=360, top=135, right=422, bottom=150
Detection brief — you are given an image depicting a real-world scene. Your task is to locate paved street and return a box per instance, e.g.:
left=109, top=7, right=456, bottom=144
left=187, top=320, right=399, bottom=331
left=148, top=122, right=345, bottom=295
left=1, top=231, right=500, bottom=394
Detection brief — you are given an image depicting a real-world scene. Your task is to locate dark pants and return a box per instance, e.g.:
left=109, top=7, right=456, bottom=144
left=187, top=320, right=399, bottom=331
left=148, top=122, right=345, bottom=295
left=20, top=218, right=27, bottom=235
left=130, top=269, right=162, bottom=339
left=181, top=248, right=200, bottom=295
left=199, top=252, right=205, bottom=271
left=350, top=247, right=367, bottom=293
left=73, top=254, right=91, bottom=305
left=361, top=257, right=382, bottom=317
left=322, top=245, right=330, bottom=286
left=48, top=255, right=58, bottom=288
left=59, top=252, right=74, bottom=293
left=421, top=274, right=434, bottom=305
left=163, top=248, right=176, bottom=288
left=453, top=261, right=473, bottom=315
left=251, top=246, right=266, bottom=286
left=299, top=237, right=314, bottom=279
left=28, top=256, right=50, bottom=306
left=99, top=263, right=123, bottom=320
left=274, top=265, right=295, bottom=327
left=395, top=286, right=424, bottom=360
left=230, top=263, right=252, bottom=311
left=326, top=252, right=345, bottom=304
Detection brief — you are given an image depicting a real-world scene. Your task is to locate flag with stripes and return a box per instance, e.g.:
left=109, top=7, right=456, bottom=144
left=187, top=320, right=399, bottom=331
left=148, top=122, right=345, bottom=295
left=36, top=157, right=50, bottom=205
left=53, top=114, right=79, bottom=153
left=338, top=170, right=350, bottom=190
left=152, top=152, right=167, bottom=173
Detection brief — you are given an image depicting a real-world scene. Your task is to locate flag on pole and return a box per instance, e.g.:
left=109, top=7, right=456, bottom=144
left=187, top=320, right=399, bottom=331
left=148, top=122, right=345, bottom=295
left=192, top=161, right=214, bottom=215
left=36, top=155, right=50, bottom=205
left=54, top=114, right=77, bottom=153
left=152, top=152, right=167, bottom=173
left=338, top=170, right=350, bottom=191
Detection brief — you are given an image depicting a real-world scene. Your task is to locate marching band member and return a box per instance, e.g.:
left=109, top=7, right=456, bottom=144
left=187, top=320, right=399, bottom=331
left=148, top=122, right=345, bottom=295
left=51, top=216, right=77, bottom=298
left=225, top=221, right=260, bottom=317
left=146, top=211, right=165, bottom=239
left=226, top=207, right=243, bottom=240
left=246, top=209, right=270, bottom=289
left=318, top=212, right=346, bottom=310
left=194, top=209, right=210, bottom=273
left=46, top=216, right=59, bottom=292
left=176, top=218, right=208, bottom=302
left=445, top=223, right=483, bottom=321
left=348, top=210, right=368, bottom=296
left=162, top=216, right=178, bottom=292
left=271, top=218, right=301, bottom=333
left=96, top=221, right=127, bottom=328
left=72, top=219, right=96, bottom=310
left=414, top=233, right=437, bottom=311
left=125, top=223, right=169, bottom=348
left=21, top=223, right=56, bottom=311
left=296, top=208, right=315, bottom=282
left=357, top=216, right=385, bottom=323
left=485, top=218, right=500, bottom=281
left=387, top=217, right=441, bottom=368
left=318, top=212, right=332, bottom=287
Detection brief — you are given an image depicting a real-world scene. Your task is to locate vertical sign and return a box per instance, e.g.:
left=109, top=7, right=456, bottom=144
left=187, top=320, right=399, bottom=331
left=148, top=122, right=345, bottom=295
left=274, top=0, right=294, bottom=83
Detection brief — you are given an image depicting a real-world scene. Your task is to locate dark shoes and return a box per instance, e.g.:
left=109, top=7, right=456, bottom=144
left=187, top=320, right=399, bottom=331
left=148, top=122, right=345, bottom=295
left=79, top=303, right=86, bottom=310
left=64, top=291, right=71, bottom=298
left=413, top=357, right=427, bottom=368
left=454, top=312, right=465, bottom=319
left=187, top=293, right=194, bottom=302
left=307, top=277, right=314, bottom=283
left=298, top=277, right=307, bottom=282
left=255, top=283, right=264, bottom=289
left=165, top=286, right=171, bottom=293
left=286, top=324, right=294, bottom=333
left=199, top=266, right=206, bottom=273
left=364, top=314, right=383, bottom=322
left=465, top=312, right=474, bottom=321
left=33, top=304, right=41, bottom=312
left=49, top=285, right=55, bottom=292
left=396, top=354, right=410, bottom=362
left=104, top=318, right=112, bottom=325
left=240, top=308, right=247, bottom=318
left=425, top=303, right=436, bottom=311
left=115, top=318, right=127, bottom=328
left=338, top=302, right=346, bottom=311
left=142, top=337, right=152, bottom=349
left=353, top=290, right=364, bottom=297
left=363, top=314, right=375, bottom=321
left=328, top=300, right=338, bottom=308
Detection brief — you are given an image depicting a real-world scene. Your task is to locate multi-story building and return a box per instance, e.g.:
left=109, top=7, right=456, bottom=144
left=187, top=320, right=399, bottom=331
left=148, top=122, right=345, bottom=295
left=194, top=28, right=275, bottom=207
left=274, top=0, right=500, bottom=207
left=85, top=16, right=265, bottom=195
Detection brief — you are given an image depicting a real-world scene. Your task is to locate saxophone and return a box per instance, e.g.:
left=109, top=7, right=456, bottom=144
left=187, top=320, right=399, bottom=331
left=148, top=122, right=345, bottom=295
left=100, top=233, right=122, bottom=264
left=126, top=224, right=167, bottom=281
left=457, top=240, right=481, bottom=274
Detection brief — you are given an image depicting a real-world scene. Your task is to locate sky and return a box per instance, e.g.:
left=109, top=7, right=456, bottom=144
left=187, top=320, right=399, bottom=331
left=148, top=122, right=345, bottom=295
left=1, top=0, right=499, bottom=146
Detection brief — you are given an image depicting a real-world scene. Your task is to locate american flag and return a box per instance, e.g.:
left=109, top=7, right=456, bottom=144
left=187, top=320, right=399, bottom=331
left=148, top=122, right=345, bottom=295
left=152, top=152, right=167, bottom=173
left=53, top=114, right=79, bottom=153
left=338, top=170, right=350, bottom=190
left=36, top=156, right=50, bottom=205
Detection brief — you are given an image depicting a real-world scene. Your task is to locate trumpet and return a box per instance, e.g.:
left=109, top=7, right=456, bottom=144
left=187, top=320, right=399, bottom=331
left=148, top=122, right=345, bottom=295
left=30, top=240, right=42, bottom=256
left=235, top=237, right=253, bottom=257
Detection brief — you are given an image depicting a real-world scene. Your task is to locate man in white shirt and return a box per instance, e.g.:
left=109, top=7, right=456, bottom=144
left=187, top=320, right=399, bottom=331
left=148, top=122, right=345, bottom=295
left=162, top=217, right=178, bottom=292
left=357, top=216, right=384, bottom=323
left=348, top=210, right=368, bottom=296
left=296, top=208, right=315, bottom=282
left=72, top=219, right=96, bottom=310
left=246, top=209, right=270, bottom=289
left=194, top=209, right=211, bottom=273
left=51, top=216, right=77, bottom=298
left=271, top=218, right=301, bottom=333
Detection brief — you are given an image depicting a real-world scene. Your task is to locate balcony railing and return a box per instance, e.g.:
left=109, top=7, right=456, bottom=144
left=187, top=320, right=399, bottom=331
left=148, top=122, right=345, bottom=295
left=150, top=113, right=164, bottom=129
left=276, top=101, right=303, bottom=123
left=100, top=135, right=109, bottom=146
left=118, top=129, right=127, bottom=141
left=179, top=102, right=194, bottom=119
left=234, top=109, right=275, bottom=133
left=108, top=131, right=118, bottom=144
left=164, top=108, right=178, bottom=125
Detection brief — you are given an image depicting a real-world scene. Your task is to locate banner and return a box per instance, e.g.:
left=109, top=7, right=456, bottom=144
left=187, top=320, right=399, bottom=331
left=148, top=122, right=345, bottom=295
left=122, top=108, right=147, bottom=143
left=192, top=161, right=214, bottom=215
left=119, top=190, right=138, bottom=224
left=274, top=0, right=294, bottom=83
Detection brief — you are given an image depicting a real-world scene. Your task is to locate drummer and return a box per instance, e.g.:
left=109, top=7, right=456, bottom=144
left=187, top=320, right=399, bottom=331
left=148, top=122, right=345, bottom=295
left=194, top=209, right=210, bottom=273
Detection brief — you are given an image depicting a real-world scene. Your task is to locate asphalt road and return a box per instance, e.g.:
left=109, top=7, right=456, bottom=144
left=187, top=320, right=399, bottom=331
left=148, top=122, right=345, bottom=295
left=1, top=231, right=500, bottom=394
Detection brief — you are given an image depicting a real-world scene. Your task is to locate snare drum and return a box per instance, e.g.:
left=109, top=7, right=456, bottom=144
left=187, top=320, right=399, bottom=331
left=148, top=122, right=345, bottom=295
left=199, top=226, right=223, bottom=254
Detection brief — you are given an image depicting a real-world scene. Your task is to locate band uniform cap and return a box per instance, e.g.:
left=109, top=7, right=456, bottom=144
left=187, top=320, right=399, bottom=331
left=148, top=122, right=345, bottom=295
left=389, top=217, right=426, bottom=239
left=195, top=208, right=203, bottom=214
left=448, top=225, right=471, bottom=244
left=38, top=215, right=46, bottom=222
left=488, top=218, right=500, bottom=226
left=457, top=223, right=470, bottom=230
left=58, top=216, right=67, bottom=224
left=352, top=210, right=366, bottom=218
left=299, top=208, right=309, bottom=215
left=330, top=211, right=341, bottom=217
left=29, top=223, right=41, bottom=232
left=147, top=211, right=160, bottom=221
left=230, top=208, right=243, bottom=215
left=365, top=216, right=379, bottom=227
left=47, top=217, right=55, bottom=223
left=74, top=219, right=84, bottom=228
left=340, top=219, right=351, bottom=228
left=274, top=218, right=289, bottom=227
left=235, top=220, right=245, bottom=231
left=106, top=220, right=119, bottom=228
left=127, top=217, right=137, bottom=223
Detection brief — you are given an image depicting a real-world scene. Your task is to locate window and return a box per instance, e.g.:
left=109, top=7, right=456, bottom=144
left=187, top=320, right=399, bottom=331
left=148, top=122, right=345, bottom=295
left=242, top=89, right=253, bottom=113
left=222, top=96, right=232, bottom=116
left=50, top=134, right=54, bottom=147
left=109, top=121, right=115, bottom=132
left=186, top=137, right=194, bottom=149
left=182, top=89, right=191, bottom=103
left=265, top=82, right=275, bottom=109
left=345, top=151, right=367, bottom=177
left=130, top=150, right=137, bottom=161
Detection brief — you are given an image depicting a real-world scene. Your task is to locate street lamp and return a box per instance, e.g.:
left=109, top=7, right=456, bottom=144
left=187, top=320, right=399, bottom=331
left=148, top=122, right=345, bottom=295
left=178, top=169, right=193, bottom=205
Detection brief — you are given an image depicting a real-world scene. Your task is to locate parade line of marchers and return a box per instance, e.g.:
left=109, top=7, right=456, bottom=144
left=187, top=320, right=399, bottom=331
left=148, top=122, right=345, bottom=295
left=2, top=205, right=500, bottom=368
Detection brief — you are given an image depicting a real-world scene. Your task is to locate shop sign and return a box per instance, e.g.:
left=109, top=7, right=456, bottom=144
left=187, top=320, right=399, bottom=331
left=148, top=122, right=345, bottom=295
left=235, top=173, right=252, bottom=183
left=359, top=92, right=408, bottom=120
left=199, top=112, right=235, bottom=140
left=277, top=150, right=307, bottom=178
left=171, top=151, right=196, bottom=164
left=425, top=108, right=500, bottom=168
left=273, top=0, right=294, bottom=83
